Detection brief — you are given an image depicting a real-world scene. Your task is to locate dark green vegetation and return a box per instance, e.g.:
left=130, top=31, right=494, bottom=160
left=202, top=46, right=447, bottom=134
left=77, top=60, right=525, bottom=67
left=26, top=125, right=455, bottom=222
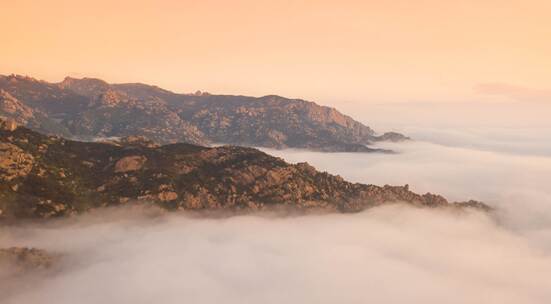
left=0, top=119, right=486, bottom=219
left=0, top=74, right=408, bottom=152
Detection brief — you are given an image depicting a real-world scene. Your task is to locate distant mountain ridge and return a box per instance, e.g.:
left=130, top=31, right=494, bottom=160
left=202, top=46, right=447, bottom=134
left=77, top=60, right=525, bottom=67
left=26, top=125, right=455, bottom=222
left=0, top=74, right=408, bottom=152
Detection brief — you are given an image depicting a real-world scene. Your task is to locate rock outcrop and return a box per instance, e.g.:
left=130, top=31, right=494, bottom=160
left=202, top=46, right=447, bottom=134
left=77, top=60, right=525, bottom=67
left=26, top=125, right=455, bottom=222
left=0, top=74, right=408, bottom=152
left=0, top=142, right=35, bottom=181
left=0, top=117, right=18, bottom=132
left=0, top=120, right=486, bottom=219
left=114, top=155, right=147, bottom=173
left=0, top=247, right=56, bottom=271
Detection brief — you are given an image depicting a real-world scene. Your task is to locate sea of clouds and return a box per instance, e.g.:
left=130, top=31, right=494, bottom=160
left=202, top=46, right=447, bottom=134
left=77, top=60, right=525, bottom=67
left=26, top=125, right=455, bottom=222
left=1, top=102, right=551, bottom=303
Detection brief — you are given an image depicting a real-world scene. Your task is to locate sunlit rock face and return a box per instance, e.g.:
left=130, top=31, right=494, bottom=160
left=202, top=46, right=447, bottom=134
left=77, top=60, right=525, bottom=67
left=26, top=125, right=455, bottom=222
left=0, top=143, right=35, bottom=182
left=0, top=118, right=19, bottom=132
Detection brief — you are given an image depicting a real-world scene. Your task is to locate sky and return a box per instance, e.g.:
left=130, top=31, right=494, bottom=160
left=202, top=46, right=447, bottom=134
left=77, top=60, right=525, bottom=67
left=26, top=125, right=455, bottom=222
left=1, top=0, right=550, bottom=104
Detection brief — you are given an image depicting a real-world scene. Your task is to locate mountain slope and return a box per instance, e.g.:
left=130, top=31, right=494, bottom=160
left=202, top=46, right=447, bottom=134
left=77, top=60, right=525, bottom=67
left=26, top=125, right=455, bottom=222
left=0, top=119, right=485, bottom=219
left=0, top=90, right=71, bottom=137
left=0, top=74, right=408, bottom=152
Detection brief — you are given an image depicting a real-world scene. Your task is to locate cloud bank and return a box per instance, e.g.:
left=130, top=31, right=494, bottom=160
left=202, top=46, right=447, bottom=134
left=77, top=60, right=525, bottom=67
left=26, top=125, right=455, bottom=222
left=1, top=111, right=551, bottom=303
left=264, top=139, right=551, bottom=240
left=1, top=205, right=551, bottom=304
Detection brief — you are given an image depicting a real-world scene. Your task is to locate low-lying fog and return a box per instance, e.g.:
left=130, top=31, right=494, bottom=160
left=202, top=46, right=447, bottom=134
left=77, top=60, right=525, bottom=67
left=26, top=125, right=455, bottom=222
left=264, top=139, right=551, bottom=241
left=2, top=206, right=551, bottom=304
left=2, top=102, right=551, bottom=303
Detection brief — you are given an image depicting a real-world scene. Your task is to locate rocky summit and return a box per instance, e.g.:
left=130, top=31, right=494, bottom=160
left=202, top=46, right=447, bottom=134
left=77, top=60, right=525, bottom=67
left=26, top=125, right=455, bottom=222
left=0, top=119, right=486, bottom=219
left=0, top=74, right=408, bottom=152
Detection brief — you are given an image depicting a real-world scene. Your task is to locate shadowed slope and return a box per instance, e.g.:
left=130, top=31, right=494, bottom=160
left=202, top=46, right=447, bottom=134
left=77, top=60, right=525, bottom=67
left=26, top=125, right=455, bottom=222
left=0, top=74, right=408, bottom=152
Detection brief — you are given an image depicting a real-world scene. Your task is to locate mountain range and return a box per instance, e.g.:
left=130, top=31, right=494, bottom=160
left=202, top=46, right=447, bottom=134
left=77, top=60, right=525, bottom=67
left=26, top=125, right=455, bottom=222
left=0, top=74, right=408, bottom=152
left=0, top=118, right=485, bottom=219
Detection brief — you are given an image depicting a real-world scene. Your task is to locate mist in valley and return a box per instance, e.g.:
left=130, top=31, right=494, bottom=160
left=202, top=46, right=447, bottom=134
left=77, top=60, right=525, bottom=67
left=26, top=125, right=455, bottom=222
left=2, top=101, right=551, bottom=303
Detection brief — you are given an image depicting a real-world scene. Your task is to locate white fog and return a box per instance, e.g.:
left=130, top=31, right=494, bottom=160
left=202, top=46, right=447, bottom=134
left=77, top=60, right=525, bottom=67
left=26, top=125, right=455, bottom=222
left=2, top=101, right=551, bottom=303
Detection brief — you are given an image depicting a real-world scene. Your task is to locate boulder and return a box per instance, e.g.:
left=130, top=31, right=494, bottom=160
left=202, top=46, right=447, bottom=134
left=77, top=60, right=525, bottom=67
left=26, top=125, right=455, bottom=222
left=114, top=155, right=147, bottom=173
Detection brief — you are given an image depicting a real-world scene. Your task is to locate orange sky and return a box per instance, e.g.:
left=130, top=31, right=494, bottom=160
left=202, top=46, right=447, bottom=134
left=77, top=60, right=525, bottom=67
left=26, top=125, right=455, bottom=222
left=1, top=0, right=550, bottom=104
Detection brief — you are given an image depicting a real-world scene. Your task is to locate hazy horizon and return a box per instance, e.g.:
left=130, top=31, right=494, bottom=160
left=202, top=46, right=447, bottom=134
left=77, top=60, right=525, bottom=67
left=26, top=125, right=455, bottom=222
left=2, top=0, right=551, bottom=105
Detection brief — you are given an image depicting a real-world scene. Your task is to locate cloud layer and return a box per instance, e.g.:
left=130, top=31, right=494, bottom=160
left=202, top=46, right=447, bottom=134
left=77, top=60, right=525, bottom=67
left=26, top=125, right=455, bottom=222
left=2, top=113, right=551, bottom=303
left=264, top=137, right=551, bottom=240
left=1, top=205, right=551, bottom=304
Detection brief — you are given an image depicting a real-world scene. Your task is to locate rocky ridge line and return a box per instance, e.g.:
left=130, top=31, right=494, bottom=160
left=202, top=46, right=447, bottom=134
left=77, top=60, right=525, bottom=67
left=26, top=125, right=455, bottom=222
left=0, top=119, right=487, bottom=220
left=0, top=74, right=408, bottom=152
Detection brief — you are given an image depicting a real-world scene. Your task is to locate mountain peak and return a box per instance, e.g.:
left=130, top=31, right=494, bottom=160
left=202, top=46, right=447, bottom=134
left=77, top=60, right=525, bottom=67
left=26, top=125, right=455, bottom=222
left=60, top=76, right=109, bottom=85
left=59, top=76, right=110, bottom=98
left=2, top=74, right=41, bottom=84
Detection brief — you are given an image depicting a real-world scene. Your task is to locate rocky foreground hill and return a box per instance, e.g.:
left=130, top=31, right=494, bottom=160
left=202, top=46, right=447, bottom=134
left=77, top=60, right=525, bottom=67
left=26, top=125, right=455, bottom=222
left=0, top=74, right=408, bottom=152
left=0, top=119, right=486, bottom=219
